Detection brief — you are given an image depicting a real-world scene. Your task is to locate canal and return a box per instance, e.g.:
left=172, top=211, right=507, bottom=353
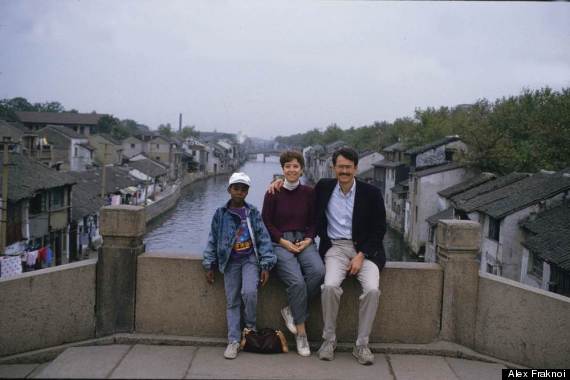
left=144, top=160, right=416, bottom=261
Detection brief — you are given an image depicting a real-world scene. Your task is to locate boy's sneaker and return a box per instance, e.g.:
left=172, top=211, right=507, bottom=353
left=224, top=342, right=240, bottom=359
left=281, top=306, right=297, bottom=335
left=352, top=344, right=374, bottom=365
left=317, top=339, right=336, bottom=361
left=295, top=334, right=311, bottom=357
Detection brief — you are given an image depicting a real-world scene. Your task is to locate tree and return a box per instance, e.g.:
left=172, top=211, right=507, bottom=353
left=97, top=115, right=121, bottom=134
left=179, top=125, right=198, bottom=139
left=158, top=123, right=173, bottom=138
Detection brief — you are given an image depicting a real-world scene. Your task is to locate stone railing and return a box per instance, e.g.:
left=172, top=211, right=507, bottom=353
left=1, top=206, right=569, bottom=368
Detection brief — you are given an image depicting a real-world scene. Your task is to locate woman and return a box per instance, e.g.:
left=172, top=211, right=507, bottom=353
left=262, top=151, right=325, bottom=357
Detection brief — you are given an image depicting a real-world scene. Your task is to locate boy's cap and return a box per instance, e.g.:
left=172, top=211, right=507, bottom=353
left=228, top=172, right=251, bottom=187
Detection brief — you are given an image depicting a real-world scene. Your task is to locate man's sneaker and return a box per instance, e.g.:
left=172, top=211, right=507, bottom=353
left=295, top=334, right=311, bottom=357
left=281, top=306, right=297, bottom=335
left=317, top=340, right=336, bottom=361
left=224, top=342, right=240, bottom=359
left=352, top=344, right=374, bottom=365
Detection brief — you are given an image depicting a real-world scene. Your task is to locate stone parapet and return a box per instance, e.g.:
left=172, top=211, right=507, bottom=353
left=97, top=206, right=146, bottom=337
left=437, top=220, right=481, bottom=348
left=0, top=260, right=97, bottom=357
left=100, top=205, right=145, bottom=238
left=135, top=253, right=443, bottom=344
left=436, top=220, right=480, bottom=252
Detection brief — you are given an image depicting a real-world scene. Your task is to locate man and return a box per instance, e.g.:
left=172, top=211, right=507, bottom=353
left=314, top=147, right=386, bottom=365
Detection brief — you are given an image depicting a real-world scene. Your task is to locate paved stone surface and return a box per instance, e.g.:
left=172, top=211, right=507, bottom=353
left=186, top=347, right=392, bottom=380
left=29, top=344, right=513, bottom=379
left=445, top=357, right=505, bottom=380
left=34, top=345, right=131, bottom=379
left=111, top=345, right=196, bottom=379
left=0, top=364, right=40, bottom=378
left=389, top=354, right=458, bottom=380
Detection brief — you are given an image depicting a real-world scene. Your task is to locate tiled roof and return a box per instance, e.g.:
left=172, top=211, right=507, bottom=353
left=520, top=202, right=570, bottom=271
left=382, top=142, right=407, bottom=152
left=391, top=179, right=409, bottom=194
left=15, top=111, right=104, bottom=125
left=0, top=153, right=75, bottom=202
left=0, top=120, right=31, bottom=140
left=67, top=171, right=107, bottom=220
left=39, top=125, right=84, bottom=139
left=451, top=172, right=529, bottom=211
left=438, top=173, right=496, bottom=199
left=97, top=133, right=123, bottom=146
left=127, top=158, right=168, bottom=178
left=405, top=136, right=461, bottom=155
left=426, top=207, right=454, bottom=226
left=456, top=171, right=570, bottom=218
left=413, top=162, right=464, bottom=178
left=373, top=159, right=406, bottom=168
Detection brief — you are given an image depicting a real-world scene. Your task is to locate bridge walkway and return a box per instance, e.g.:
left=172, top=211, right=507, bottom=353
left=0, top=342, right=507, bottom=379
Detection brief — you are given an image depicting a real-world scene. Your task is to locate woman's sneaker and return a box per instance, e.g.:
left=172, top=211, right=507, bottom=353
left=295, top=334, right=311, bottom=357
left=281, top=306, right=297, bottom=335
left=224, top=342, right=240, bottom=359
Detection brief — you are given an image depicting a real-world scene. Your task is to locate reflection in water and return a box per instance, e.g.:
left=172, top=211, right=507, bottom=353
left=144, top=160, right=415, bottom=261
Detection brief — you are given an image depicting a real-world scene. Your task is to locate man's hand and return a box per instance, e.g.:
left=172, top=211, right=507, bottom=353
left=279, top=238, right=301, bottom=254
left=206, top=270, right=215, bottom=284
left=260, top=270, right=270, bottom=287
left=267, top=179, right=284, bottom=195
left=347, top=252, right=365, bottom=275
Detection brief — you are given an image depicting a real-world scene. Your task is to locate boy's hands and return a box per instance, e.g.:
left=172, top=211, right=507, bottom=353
left=260, top=270, right=270, bottom=287
left=206, top=270, right=215, bottom=284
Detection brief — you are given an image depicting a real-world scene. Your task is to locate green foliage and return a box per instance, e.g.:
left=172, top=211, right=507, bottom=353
left=157, top=123, right=173, bottom=138
left=179, top=125, right=198, bottom=139
left=276, top=87, right=570, bottom=174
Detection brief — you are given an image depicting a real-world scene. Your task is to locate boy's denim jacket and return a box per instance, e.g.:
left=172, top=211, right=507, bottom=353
left=202, top=200, right=276, bottom=273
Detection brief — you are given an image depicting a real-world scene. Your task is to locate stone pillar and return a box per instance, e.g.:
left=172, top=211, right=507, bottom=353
left=436, top=219, right=481, bottom=347
left=96, top=205, right=146, bottom=337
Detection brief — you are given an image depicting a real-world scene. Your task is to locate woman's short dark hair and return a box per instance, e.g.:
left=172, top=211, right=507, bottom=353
left=280, top=150, right=305, bottom=169
left=332, top=147, right=359, bottom=166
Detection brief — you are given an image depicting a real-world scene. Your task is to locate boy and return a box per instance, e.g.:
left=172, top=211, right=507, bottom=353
left=203, top=172, right=276, bottom=359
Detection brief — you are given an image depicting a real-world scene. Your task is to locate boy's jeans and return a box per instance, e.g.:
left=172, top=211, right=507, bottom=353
left=224, top=253, right=259, bottom=343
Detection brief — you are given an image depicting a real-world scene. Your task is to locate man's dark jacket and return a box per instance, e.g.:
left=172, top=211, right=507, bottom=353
left=314, top=178, right=387, bottom=271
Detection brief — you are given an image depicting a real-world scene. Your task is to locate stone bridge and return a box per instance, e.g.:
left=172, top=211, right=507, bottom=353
left=1, top=205, right=569, bottom=377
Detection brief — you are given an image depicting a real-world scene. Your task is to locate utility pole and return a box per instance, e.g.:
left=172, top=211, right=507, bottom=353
left=179, top=113, right=182, bottom=134
left=101, top=143, right=107, bottom=199
left=0, top=137, right=17, bottom=255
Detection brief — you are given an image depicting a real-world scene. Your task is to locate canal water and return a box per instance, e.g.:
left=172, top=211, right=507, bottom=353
left=144, top=160, right=415, bottom=261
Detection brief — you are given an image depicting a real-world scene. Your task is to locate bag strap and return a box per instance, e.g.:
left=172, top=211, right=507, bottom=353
left=275, top=330, right=289, bottom=353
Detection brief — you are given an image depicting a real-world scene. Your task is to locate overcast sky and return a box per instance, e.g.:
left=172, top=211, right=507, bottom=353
left=1, top=1, right=569, bottom=139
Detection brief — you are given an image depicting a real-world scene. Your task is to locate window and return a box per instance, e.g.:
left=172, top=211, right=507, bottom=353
left=156, top=156, right=160, bottom=161
left=488, top=217, right=500, bottom=241
left=74, top=147, right=78, bottom=157
left=29, top=193, right=45, bottom=214
left=51, top=188, right=64, bottom=209
left=528, top=252, right=543, bottom=278
left=156, top=144, right=160, bottom=149
left=131, top=143, right=135, bottom=149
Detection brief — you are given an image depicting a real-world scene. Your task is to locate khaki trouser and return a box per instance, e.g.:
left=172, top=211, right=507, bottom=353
left=321, top=239, right=380, bottom=346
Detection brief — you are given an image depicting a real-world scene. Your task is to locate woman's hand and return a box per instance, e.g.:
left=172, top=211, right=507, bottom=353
left=295, top=238, right=313, bottom=252
left=279, top=238, right=301, bottom=254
